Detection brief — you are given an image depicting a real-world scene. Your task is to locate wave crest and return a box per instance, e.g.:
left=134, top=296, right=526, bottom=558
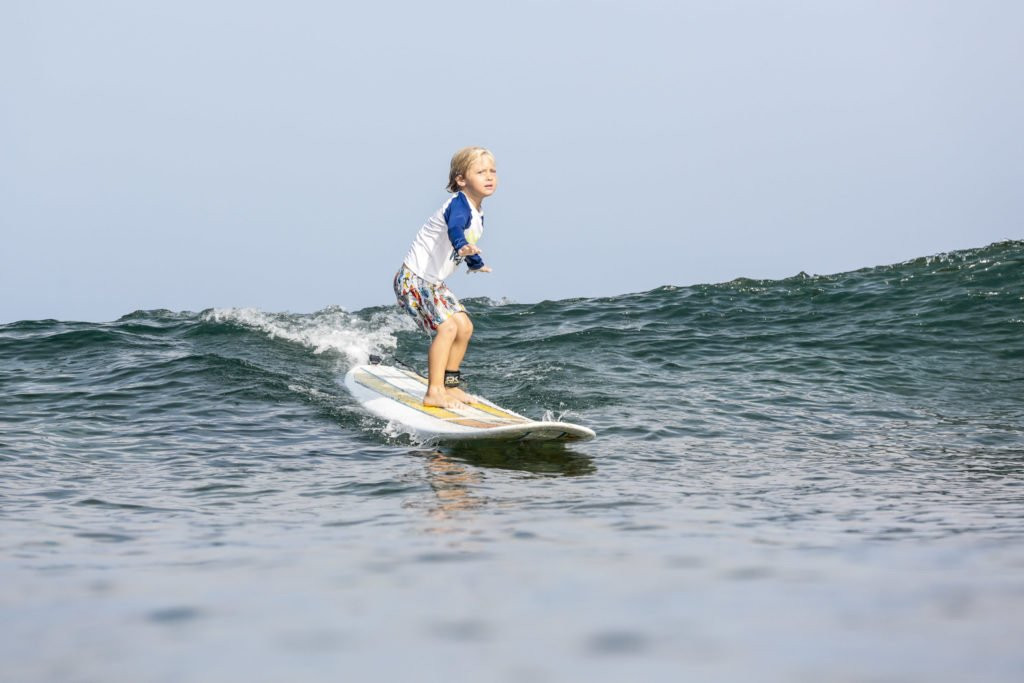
left=201, top=305, right=414, bottom=366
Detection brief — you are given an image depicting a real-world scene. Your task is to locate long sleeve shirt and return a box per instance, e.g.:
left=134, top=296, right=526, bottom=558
left=403, top=192, right=485, bottom=284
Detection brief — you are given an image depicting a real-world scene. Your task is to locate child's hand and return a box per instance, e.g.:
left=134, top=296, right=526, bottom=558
left=458, top=244, right=482, bottom=257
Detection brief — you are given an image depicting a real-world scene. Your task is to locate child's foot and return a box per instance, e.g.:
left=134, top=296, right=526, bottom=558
left=445, top=386, right=476, bottom=404
left=423, top=388, right=465, bottom=410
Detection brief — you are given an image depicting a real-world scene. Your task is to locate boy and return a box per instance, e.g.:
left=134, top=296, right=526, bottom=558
left=394, top=147, right=497, bottom=409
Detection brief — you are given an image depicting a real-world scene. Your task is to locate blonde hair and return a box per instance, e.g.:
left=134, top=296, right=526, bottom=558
left=447, top=146, right=495, bottom=193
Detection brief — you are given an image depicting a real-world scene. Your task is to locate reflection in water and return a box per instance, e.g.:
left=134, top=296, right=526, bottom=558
left=421, top=450, right=485, bottom=520
left=446, top=442, right=596, bottom=477
left=414, top=443, right=596, bottom=522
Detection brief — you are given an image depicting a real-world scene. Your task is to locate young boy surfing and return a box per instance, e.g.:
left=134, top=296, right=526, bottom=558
left=393, top=147, right=497, bottom=409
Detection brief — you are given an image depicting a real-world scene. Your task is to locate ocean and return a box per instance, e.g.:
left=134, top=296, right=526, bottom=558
left=2, top=240, right=1022, bottom=682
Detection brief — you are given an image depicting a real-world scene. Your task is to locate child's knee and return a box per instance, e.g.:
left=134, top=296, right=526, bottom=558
left=456, top=313, right=473, bottom=338
left=434, top=317, right=459, bottom=339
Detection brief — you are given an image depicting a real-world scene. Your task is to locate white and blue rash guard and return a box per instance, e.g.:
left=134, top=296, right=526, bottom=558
left=403, top=192, right=485, bottom=284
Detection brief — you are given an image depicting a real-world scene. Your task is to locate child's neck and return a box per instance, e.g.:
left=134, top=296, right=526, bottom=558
left=461, top=190, right=484, bottom=211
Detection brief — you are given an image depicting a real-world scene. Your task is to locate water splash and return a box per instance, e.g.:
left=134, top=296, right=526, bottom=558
left=203, top=305, right=414, bottom=366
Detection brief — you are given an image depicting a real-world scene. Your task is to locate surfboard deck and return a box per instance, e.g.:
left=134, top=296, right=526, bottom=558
left=343, top=363, right=596, bottom=443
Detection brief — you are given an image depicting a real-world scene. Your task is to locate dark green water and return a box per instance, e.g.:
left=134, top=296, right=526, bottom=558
left=2, top=241, right=1023, bottom=681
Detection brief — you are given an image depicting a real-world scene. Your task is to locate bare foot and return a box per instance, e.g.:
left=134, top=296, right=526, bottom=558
left=445, top=386, right=477, bottom=404
left=423, top=388, right=465, bottom=410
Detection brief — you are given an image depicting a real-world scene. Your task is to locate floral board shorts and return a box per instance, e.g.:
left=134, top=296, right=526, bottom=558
left=393, top=264, right=467, bottom=334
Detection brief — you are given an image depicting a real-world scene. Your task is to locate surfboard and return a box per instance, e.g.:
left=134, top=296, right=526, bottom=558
left=343, top=363, right=596, bottom=443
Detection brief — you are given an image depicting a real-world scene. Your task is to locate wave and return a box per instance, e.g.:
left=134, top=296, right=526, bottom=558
left=1, top=240, right=1020, bottom=435
left=199, top=305, right=413, bottom=364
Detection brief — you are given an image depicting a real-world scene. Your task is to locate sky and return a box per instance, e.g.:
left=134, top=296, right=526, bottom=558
left=2, top=0, right=1021, bottom=323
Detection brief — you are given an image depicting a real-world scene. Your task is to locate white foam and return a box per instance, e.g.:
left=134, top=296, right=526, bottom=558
left=203, top=305, right=416, bottom=367
left=541, top=407, right=580, bottom=423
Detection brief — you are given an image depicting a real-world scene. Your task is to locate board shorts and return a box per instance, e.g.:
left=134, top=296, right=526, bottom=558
left=393, top=263, right=466, bottom=334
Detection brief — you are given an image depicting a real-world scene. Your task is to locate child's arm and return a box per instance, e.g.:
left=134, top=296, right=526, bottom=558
left=444, top=195, right=486, bottom=271
left=459, top=245, right=491, bottom=273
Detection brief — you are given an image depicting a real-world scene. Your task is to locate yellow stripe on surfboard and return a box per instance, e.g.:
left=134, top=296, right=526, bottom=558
left=354, top=368, right=527, bottom=429
left=395, top=367, right=529, bottom=424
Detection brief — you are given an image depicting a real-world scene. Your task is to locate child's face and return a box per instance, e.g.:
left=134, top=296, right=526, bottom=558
left=458, top=156, right=498, bottom=201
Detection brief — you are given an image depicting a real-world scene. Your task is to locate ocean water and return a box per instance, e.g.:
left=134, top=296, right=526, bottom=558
left=2, top=241, right=1022, bottom=682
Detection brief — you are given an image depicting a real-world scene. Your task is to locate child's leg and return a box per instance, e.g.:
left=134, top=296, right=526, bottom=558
left=446, top=312, right=473, bottom=372
left=443, top=313, right=475, bottom=402
left=424, top=317, right=463, bottom=408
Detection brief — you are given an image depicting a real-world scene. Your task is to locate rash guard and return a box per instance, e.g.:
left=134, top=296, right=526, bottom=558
left=403, top=192, right=485, bottom=284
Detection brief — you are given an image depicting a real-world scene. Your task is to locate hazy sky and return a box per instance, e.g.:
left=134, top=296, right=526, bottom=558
left=3, top=0, right=1021, bottom=323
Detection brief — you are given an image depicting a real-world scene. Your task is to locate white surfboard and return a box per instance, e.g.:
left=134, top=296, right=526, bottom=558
left=343, top=363, right=596, bottom=443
